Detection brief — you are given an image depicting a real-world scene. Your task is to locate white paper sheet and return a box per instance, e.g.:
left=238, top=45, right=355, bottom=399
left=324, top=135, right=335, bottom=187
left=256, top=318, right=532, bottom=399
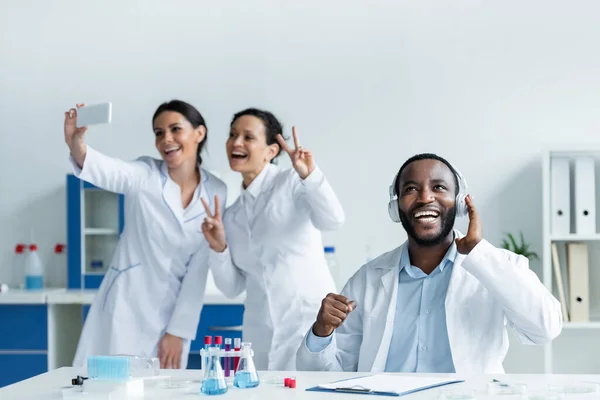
left=317, top=374, right=461, bottom=395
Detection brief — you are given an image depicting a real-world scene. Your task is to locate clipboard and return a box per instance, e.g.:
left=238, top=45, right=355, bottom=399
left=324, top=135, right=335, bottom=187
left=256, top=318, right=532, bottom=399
left=306, top=374, right=464, bottom=396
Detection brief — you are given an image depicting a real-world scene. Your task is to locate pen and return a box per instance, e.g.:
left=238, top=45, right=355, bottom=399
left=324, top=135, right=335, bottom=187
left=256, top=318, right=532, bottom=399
left=492, top=378, right=510, bottom=387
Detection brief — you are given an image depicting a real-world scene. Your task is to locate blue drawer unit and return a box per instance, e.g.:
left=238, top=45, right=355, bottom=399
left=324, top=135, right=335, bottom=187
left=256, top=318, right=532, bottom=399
left=0, top=354, right=48, bottom=388
left=0, top=305, right=48, bottom=388
left=0, top=305, right=48, bottom=351
left=190, top=305, right=245, bottom=352
left=82, top=305, right=91, bottom=324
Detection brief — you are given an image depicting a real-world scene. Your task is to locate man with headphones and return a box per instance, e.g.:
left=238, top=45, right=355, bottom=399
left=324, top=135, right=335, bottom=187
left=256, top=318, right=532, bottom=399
left=296, top=153, right=562, bottom=374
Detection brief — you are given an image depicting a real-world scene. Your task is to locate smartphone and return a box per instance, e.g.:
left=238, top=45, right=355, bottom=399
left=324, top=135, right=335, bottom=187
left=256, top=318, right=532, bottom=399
left=76, top=102, right=112, bottom=127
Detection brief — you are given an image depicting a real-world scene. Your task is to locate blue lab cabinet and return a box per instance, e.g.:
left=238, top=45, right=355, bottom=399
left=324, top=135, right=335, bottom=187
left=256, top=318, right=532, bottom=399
left=0, top=305, right=49, bottom=388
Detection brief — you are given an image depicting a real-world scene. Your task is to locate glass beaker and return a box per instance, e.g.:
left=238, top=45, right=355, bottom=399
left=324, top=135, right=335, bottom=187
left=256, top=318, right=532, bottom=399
left=234, top=342, right=260, bottom=389
left=200, top=347, right=228, bottom=395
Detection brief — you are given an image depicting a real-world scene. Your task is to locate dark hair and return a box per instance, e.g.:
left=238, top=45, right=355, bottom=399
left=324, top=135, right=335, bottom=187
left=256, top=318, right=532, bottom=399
left=152, top=100, right=208, bottom=165
left=230, top=108, right=284, bottom=163
left=395, top=153, right=460, bottom=195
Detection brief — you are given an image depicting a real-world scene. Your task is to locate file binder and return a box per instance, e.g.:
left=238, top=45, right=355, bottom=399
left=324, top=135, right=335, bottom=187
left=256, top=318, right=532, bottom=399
left=306, top=374, right=464, bottom=397
left=574, top=157, right=596, bottom=234
left=550, top=157, right=571, bottom=235
left=566, top=242, right=589, bottom=322
left=551, top=243, right=569, bottom=322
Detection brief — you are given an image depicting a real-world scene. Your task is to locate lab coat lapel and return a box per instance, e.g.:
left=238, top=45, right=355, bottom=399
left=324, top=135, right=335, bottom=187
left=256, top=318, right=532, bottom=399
left=445, top=236, right=470, bottom=369
left=230, top=202, right=249, bottom=234
left=370, top=257, right=400, bottom=372
left=182, top=170, right=210, bottom=224
left=159, top=162, right=184, bottom=226
left=249, top=165, right=277, bottom=230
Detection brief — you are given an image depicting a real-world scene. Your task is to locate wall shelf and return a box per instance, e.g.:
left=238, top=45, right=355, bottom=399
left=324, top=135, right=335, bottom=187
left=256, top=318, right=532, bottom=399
left=562, top=322, right=600, bottom=329
left=542, top=148, right=600, bottom=374
left=84, top=228, right=119, bottom=236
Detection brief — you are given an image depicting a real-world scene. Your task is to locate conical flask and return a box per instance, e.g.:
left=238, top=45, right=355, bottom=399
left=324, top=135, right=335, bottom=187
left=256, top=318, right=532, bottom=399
left=234, top=342, right=260, bottom=388
left=200, top=347, right=228, bottom=395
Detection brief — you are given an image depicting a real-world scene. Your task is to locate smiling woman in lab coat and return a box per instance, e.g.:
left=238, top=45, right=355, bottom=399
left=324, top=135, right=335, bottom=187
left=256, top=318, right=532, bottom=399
left=200, top=108, right=345, bottom=371
left=64, top=100, right=227, bottom=370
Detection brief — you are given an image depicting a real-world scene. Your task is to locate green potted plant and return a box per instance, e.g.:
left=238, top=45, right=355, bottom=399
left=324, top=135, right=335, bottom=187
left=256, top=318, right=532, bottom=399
left=501, top=231, right=539, bottom=260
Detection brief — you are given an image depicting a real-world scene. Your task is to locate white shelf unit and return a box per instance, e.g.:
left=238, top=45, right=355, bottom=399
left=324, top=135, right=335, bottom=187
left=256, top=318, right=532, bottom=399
left=542, top=146, right=600, bottom=373
left=84, top=228, right=120, bottom=236
left=81, top=188, right=121, bottom=276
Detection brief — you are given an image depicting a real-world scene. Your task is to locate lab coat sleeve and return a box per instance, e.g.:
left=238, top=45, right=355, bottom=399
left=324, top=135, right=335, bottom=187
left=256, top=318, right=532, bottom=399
left=69, top=145, right=152, bottom=195
left=296, top=272, right=364, bottom=371
left=305, top=329, right=334, bottom=353
left=208, top=247, right=246, bottom=298
left=166, top=249, right=210, bottom=340
left=292, top=166, right=345, bottom=231
left=461, top=239, right=563, bottom=344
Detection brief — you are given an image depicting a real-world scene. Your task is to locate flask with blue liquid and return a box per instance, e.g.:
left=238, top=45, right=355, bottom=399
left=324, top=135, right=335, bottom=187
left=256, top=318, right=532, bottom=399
left=200, top=347, right=228, bottom=395
left=233, top=342, right=260, bottom=389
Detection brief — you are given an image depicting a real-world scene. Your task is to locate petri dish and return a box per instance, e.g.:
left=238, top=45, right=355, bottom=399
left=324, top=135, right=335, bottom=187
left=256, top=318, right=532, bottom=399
left=525, top=391, right=565, bottom=400
left=488, top=381, right=528, bottom=396
left=548, top=382, right=600, bottom=396
left=438, top=388, right=476, bottom=400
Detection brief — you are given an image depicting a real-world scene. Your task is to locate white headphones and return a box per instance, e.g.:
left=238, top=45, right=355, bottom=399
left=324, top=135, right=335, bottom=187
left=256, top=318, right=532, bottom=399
left=388, top=163, right=469, bottom=223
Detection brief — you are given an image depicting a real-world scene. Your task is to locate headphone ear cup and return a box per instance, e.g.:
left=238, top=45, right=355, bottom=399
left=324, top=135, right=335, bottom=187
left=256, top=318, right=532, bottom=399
left=388, top=199, right=401, bottom=223
left=455, top=193, right=468, bottom=217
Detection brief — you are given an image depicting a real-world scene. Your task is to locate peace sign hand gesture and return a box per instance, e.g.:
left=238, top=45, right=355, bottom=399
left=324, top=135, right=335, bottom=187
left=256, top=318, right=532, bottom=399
left=276, top=127, right=315, bottom=180
left=201, top=196, right=227, bottom=253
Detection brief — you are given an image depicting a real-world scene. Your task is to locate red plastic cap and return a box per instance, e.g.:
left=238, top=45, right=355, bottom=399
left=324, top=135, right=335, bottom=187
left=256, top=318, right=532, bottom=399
left=215, top=336, right=222, bottom=345
left=15, top=244, right=26, bottom=253
left=29, top=244, right=37, bottom=251
left=284, top=378, right=291, bottom=387
left=289, top=379, right=296, bottom=388
left=204, top=336, right=212, bottom=345
left=55, top=244, right=66, bottom=253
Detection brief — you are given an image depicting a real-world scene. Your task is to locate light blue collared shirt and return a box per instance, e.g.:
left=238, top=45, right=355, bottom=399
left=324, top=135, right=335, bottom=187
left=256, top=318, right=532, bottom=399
left=306, top=242, right=457, bottom=373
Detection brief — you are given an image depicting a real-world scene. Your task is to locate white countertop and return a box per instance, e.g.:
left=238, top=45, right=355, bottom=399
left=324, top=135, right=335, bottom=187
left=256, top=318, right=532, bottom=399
left=0, top=272, right=244, bottom=305
left=2, top=367, right=600, bottom=399
left=0, top=288, right=51, bottom=304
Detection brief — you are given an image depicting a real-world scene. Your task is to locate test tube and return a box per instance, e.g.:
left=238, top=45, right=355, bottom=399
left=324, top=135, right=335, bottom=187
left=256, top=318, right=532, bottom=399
left=214, top=336, right=223, bottom=368
left=224, top=338, right=232, bottom=377
left=203, top=336, right=212, bottom=371
left=233, top=338, right=241, bottom=372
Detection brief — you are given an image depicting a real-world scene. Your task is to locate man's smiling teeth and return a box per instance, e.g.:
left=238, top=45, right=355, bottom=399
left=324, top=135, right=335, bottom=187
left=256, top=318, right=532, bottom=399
left=414, top=211, right=439, bottom=219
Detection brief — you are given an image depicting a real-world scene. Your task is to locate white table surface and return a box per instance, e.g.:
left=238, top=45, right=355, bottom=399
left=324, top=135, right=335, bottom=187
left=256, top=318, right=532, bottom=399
left=2, top=367, right=600, bottom=399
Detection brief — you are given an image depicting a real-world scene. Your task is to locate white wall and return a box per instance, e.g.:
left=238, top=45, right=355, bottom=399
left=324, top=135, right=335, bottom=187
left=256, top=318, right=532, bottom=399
left=2, top=0, right=600, bottom=372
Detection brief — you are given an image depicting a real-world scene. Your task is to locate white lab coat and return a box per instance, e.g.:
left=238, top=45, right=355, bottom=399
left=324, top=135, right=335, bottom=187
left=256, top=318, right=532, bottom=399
left=71, top=146, right=227, bottom=368
left=209, top=163, right=344, bottom=371
left=296, top=232, right=563, bottom=374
